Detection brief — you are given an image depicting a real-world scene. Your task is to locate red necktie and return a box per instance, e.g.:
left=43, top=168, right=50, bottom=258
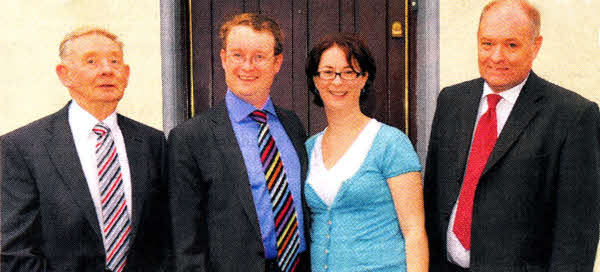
left=453, top=94, right=502, bottom=250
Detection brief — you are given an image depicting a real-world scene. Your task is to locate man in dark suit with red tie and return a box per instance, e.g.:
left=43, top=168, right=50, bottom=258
left=1, top=27, right=168, bottom=271
left=424, top=0, right=600, bottom=271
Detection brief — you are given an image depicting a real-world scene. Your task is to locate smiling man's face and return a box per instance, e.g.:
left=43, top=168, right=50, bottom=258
left=58, top=33, right=130, bottom=109
left=220, top=25, right=282, bottom=108
left=477, top=2, right=542, bottom=92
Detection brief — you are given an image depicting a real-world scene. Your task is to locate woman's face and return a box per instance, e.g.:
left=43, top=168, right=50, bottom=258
left=314, top=45, right=368, bottom=112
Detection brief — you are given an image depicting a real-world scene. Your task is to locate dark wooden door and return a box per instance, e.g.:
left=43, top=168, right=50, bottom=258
left=188, top=0, right=417, bottom=139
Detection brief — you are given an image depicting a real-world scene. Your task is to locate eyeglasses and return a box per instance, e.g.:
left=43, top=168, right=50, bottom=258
left=315, top=70, right=363, bottom=80
left=226, top=52, right=274, bottom=67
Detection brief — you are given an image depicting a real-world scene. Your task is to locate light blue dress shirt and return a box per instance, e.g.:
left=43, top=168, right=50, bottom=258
left=305, top=124, right=421, bottom=271
left=226, top=90, right=306, bottom=259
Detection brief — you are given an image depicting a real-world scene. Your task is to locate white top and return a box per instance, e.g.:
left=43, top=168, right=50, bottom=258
left=68, top=100, right=133, bottom=243
left=307, top=119, right=381, bottom=206
left=446, top=77, right=527, bottom=268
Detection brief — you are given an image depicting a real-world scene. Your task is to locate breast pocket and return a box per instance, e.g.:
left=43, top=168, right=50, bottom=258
left=483, top=153, right=550, bottom=222
left=498, top=152, right=549, bottom=182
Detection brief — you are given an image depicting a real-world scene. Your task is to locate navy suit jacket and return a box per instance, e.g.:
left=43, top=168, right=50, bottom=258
left=1, top=103, right=169, bottom=271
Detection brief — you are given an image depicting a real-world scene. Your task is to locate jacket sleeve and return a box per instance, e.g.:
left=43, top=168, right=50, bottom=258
left=1, top=135, right=46, bottom=271
left=423, top=88, right=444, bottom=272
left=167, top=126, right=208, bottom=272
left=549, top=102, right=600, bottom=271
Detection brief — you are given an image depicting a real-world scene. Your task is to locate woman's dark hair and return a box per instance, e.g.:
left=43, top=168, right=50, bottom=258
left=305, top=32, right=376, bottom=107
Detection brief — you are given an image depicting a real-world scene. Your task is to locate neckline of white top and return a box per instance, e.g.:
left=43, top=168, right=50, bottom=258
left=307, top=118, right=382, bottom=207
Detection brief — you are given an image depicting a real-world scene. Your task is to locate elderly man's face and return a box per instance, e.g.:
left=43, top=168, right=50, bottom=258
left=220, top=25, right=282, bottom=108
left=58, top=34, right=130, bottom=107
left=477, top=5, right=542, bottom=92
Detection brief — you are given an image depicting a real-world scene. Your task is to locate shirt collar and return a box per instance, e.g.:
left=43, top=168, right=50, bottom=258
left=482, top=73, right=528, bottom=105
left=225, top=89, right=276, bottom=123
left=69, top=100, right=119, bottom=137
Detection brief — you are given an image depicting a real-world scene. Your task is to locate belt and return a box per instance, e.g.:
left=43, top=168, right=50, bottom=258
left=265, top=252, right=306, bottom=272
left=265, top=257, right=281, bottom=272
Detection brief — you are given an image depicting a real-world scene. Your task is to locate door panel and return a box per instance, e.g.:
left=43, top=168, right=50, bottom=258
left=356, top=0, right=389, bottom=123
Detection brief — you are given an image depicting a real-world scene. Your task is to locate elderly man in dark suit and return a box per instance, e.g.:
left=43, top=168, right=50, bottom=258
left=1, top=27, right=168, bottom=272
left=424, top=0, right=600, bottom=271
left=168, top=13, right=309, bottom=272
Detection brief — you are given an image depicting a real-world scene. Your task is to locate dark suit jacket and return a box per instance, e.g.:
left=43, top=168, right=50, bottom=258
left=1, top=103, right=169, bottom=271
left=168, top=102, right=309, bottom=271
left=424, top=72, right=600, bottom=272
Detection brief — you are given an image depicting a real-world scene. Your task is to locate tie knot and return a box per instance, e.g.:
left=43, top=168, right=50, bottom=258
left=92, top=123, right=110, bottom=137
left=487, top=94, right=502, bottom=111
left=249, top=110, right=268, bottom=124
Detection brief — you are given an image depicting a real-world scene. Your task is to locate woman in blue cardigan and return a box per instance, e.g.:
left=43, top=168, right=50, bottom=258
left=304, top=32, right=428, bottom=272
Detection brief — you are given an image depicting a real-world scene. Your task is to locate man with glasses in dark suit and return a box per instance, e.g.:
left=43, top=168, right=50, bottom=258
left=168, top=13, right=309, bottom=272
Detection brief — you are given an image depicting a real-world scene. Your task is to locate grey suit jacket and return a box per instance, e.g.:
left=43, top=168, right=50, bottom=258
left=168, top=102, right=309, bottom=271
left=424, top=72, right=600, bottom=272
left=1, top=102, right=168, bottom=271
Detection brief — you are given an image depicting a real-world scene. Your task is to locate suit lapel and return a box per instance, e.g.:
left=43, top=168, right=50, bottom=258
left=44, top=104, right=103, bottom=239
left=118, top=115, right=150, bottom=244
left=454, top=79, right=486, bottom=184
left=210, top=103, right=263, bottom=242
left=482, top=72, right=543, bottom=176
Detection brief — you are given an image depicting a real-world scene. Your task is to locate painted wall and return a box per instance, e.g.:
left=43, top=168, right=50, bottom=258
left=440, top=1, right=600, bottom=270
left=0, top=1, right=162, bottom=135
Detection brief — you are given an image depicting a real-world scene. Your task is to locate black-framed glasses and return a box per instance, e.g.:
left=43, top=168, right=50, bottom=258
left=315, top=70, right=363, bottom=80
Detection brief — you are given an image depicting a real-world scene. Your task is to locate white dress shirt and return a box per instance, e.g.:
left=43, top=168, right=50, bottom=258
left=446, top=77, right=527, bottom=268
left=68, top=101, right=133, bottom=244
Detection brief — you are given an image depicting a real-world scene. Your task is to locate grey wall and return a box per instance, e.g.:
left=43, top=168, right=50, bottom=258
left=415, top=0, right=439, bottom=166
left=160, top=0, right=189, bottom=136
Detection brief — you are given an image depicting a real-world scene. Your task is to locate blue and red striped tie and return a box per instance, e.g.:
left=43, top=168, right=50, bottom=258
left=93, top=123, right=131, bottom=272
left=249, top=110, right=301, bottom=272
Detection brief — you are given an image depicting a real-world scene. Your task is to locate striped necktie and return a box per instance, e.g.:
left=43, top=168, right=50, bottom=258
left=93, top=123, right=131, bottom=272
left=249, top=110, right=301, bottom=272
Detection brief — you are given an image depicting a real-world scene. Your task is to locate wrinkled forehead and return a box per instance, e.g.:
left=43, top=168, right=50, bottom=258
left=61, top=33, right=123, bottom=59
